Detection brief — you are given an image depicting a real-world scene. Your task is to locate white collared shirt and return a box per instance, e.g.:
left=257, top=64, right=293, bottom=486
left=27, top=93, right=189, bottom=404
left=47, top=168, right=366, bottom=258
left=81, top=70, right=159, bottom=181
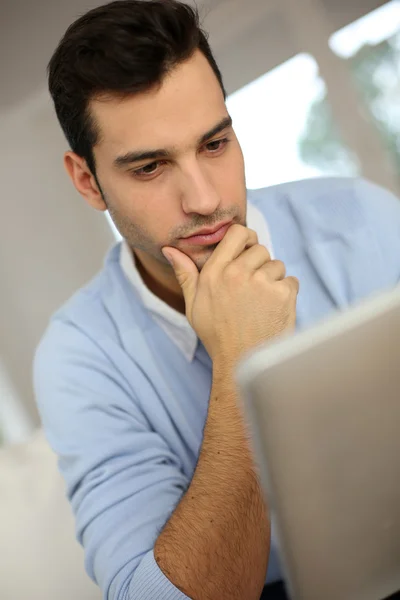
left=120, top=202, right=274, bottom=362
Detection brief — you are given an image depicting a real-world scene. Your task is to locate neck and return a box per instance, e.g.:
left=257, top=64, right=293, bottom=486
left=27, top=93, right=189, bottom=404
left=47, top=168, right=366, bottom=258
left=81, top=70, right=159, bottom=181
left=133, top=248, right=186, bottom=315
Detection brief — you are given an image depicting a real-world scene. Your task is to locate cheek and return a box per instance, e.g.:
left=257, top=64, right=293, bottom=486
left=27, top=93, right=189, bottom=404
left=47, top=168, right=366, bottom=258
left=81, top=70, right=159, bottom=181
left=107, top=171, right=177, bottom=234
left=134, top=193, right=180, bottom=240
left=233, top=142, right=246, bottom=174
left=221, top=147, right=246, bottom=195
left=224, top=139, right=245, bottom=173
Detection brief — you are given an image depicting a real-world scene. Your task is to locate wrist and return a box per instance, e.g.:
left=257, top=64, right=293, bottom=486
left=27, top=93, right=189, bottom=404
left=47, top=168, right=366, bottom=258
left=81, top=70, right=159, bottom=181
left=212, top=356, right=236, bottom=384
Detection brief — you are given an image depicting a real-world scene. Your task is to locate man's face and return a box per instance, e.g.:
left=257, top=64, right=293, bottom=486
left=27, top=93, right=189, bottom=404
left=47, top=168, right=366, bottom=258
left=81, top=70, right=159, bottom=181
left=90, top=50, right=247, bottom=271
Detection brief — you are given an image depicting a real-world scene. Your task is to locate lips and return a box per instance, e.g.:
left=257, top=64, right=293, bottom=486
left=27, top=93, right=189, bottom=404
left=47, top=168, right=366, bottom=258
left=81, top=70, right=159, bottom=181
left=182, top=220, right=232, bottom=239
left=179, top=221, right=233, bottom=246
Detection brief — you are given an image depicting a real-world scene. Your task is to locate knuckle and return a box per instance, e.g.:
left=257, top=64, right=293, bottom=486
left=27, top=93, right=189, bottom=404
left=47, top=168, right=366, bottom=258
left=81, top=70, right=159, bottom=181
left=176, top=272, right=190, bottom=288
left=257, top=245, right=271, bottom=261
left=273, top=259, right=286, bottom=273
left=247, top=227, right=258, bottom=237
left=288, top=276, right=300, bottom=293
left=281, top=276, right=299, bottom=297
left=266, top=259, right=285, bottom=279
left=247, top=228, right=259, bottom=245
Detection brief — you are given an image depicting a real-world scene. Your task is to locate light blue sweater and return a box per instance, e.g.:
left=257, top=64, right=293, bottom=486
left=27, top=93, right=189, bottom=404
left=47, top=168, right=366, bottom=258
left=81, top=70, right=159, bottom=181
left=34, top=177, right=400, bottom=600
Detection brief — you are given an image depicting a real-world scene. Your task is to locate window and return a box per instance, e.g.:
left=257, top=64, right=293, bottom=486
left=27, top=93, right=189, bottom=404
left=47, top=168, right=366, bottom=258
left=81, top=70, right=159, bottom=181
left=328, top=1, right=400, bottom=186
left=226, top=53, right=357, bottom=190
left=297, top=0, right=400, bottom=185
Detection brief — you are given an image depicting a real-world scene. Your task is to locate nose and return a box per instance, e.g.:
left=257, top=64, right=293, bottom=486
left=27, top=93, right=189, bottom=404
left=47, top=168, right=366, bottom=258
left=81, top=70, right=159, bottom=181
left=179, top=159, right=221, bottom=216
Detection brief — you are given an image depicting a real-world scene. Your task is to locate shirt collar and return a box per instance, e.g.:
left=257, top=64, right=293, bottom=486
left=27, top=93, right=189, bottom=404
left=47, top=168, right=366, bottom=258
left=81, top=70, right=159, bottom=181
left=120, top=200, right=273, bottom=362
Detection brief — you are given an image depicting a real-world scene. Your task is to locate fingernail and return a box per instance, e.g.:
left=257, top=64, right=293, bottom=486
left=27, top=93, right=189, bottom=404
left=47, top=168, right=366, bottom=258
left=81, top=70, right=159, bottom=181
left=162, top=249, right=173, bottom=265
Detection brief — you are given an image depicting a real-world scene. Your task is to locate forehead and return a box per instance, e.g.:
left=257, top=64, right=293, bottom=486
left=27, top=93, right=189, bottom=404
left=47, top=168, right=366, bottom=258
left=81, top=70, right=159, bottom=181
left=90, top=50, right=227, bottom=157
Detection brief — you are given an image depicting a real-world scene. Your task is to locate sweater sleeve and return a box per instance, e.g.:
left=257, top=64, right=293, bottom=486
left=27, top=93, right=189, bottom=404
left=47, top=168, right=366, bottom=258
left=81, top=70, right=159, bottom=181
left=34, top=319, right=191, bottom=600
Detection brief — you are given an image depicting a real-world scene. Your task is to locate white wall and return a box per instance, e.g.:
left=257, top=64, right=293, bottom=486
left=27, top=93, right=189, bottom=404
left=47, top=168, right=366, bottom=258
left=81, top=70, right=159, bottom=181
left=0, top=93, right=114, bottom=426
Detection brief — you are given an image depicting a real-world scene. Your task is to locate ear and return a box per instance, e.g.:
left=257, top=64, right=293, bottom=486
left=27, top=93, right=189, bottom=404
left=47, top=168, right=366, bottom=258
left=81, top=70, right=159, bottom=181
left=64, top=151, right=107, bottom=211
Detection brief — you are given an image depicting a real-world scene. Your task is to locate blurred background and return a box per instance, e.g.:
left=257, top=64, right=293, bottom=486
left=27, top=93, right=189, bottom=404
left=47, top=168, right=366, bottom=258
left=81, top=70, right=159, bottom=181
left=0, top=0, right=399, bottom=445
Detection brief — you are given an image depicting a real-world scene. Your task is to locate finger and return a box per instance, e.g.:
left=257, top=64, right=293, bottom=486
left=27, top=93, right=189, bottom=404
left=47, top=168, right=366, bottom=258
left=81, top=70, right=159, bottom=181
left=260, top=259, right=287, bottom=281
left=234, top=244, right=272, bottom=272
left=161, top=247, right=199, bottom=316
left=281, top=275, right=300, bottom=295
left=205, top=225, right=259, bottom=271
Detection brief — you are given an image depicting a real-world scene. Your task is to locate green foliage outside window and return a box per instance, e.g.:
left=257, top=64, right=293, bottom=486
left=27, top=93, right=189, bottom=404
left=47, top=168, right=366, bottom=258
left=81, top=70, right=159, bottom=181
left=299, top=33, right=400, bottom=184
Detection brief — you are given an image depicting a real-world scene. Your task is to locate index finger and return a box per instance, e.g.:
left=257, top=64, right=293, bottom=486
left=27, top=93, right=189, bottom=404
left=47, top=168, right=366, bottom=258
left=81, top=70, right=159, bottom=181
left=204, top=225, right=259, bottom=271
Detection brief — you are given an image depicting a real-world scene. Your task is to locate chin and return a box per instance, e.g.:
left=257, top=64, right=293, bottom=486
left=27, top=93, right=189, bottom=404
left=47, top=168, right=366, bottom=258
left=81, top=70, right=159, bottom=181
left=191, top=245, right=218, bottom=271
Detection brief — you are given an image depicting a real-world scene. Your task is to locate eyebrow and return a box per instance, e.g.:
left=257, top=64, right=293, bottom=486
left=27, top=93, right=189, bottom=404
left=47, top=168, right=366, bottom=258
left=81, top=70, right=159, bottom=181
left=113, top=115, right=233, bottom=168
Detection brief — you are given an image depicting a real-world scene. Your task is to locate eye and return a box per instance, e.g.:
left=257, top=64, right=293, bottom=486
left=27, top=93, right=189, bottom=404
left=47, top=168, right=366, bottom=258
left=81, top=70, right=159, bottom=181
left=130, top=161, right=167, bottom=179
left=204, top=138, right=230, bottom=154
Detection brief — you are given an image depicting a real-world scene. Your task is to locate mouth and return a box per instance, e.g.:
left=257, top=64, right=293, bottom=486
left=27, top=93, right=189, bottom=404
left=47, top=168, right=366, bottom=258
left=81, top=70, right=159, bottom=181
left=180, top=220, right=233, bottom=246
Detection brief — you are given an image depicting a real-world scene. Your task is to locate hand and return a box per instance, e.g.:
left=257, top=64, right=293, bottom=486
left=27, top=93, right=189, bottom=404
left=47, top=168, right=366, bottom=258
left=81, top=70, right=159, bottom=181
left=162, top=225, right=299, bottom=365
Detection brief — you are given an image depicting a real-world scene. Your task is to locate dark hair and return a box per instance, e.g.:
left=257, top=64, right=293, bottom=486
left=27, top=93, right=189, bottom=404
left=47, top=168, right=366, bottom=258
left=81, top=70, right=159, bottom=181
left=48, top=0, right=226, bottom=176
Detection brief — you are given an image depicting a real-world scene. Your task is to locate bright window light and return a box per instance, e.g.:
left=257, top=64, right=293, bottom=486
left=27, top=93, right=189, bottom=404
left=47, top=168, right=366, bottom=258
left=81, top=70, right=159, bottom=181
left=330, top=0, right=400, bottom=58
left=226, top=2, right=400, bottom=191
left=226, top=53, right=326, bottom=190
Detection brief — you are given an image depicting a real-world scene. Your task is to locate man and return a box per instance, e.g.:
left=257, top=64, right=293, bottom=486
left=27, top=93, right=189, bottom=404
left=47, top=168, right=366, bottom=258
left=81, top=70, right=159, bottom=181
left=34, top=1, right=400, bottom=599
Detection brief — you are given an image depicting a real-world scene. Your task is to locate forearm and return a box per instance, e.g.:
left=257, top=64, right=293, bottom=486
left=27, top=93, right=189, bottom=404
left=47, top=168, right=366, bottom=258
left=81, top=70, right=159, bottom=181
left=154, top=365, right=270, bottom=600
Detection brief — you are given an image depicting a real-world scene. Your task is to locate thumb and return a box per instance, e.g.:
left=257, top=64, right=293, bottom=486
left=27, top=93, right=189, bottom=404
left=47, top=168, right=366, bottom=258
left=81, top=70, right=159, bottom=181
left=162, top=246, right=199, bottom=312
